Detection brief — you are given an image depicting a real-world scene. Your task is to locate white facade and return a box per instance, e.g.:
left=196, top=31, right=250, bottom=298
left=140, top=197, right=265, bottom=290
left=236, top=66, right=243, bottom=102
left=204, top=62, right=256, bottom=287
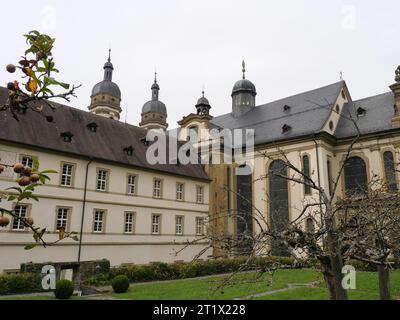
left=0, top=142, right=210, bottom=272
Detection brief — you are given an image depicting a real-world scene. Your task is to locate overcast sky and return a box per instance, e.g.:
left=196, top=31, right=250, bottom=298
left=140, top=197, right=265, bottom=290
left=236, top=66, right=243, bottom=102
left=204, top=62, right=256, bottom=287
left=1, top=0, right=399, bottom=127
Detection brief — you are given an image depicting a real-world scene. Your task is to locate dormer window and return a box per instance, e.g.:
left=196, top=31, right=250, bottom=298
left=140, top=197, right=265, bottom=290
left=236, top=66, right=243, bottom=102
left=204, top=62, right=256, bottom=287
left=140, top=137, right=150, bottom=146
left=282, top=124, right=292, bottom=134
left=283, top=105, right=291, bottom=112
left=357, top=107, right=366, bottom=117
left=123, top=146, right=134, bottom=156
left=87, top=122, right=98, bottom=132
left=60, top=132, right=73, bottom=143
left=46, top=115, right=54, bottom=123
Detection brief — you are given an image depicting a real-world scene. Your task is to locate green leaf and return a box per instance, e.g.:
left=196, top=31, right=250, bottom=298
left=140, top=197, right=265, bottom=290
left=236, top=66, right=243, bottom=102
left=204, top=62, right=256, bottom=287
left=40, top=169, right=58, bottom=174
left=6, top=187, right=22, bottom=193
left=7, top=195, right=17, bottom=201
left=71, top=236, right=79, bottom=241
left=24, top=244, right=37, bottom=250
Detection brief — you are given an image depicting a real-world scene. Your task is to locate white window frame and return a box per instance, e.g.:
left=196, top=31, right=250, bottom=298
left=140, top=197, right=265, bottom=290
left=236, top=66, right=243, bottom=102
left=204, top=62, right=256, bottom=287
left=21, top=156, right=33, bottom=168
left=195, top=217, right=205, bottom=236
left=151, top=214, right=161, bottom=234
left=124, top=212, right=135, bottom=234
left=153, top=179, right=162, bottom=198
left=12, top=205, right=28, bottom=231
left=176, top=183, right=184, bottom=201
left=60, top=163, right=74, bottom=187
left=196, top=186, right=204, bottom=204
left=96, top=169, right=108, bottom=191
left=93, top=210, right=105, bottom=233
left=175, top=215, right=184, bottom=235
left=56, top=207, right=69, bottom=231
left=127, top=175, right=137, bottom=195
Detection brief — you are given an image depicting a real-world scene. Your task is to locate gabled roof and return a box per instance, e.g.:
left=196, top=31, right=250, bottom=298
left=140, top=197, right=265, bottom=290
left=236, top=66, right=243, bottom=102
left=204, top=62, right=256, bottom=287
left=211, top=81, right=345, bottom=145
left=0, top=87, right=209, bottom=181
left=335, top=92, right=395, bottom=139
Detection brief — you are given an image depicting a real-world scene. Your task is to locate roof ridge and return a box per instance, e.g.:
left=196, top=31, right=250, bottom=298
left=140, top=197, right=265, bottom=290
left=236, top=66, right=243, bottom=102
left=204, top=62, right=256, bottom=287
left=255, top=80, right=345, bottom=108
left=350, top=91, right=392, bottom=103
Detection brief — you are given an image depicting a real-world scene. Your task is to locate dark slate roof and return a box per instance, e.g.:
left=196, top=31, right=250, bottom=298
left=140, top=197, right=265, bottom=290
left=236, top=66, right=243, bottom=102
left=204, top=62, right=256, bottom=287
left=211, top=81, right=345, bottom=145
left=335, top=92, right=395, bottom=138
left=142, top=99, right=167, bottom=114
left=91, top=80, right=121, bottom=98
left=232, top=79, right=257, bottom=95
left=0, top=87, right=209, bottom=181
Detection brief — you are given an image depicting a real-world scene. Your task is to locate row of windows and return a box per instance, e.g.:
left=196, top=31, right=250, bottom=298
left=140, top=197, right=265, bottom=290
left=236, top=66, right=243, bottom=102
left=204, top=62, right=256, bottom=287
left=301, top=150, right=398, bottom=196
left=10, top=205, right=206, bottom=236
left=18, top=156, right=205, bottom=203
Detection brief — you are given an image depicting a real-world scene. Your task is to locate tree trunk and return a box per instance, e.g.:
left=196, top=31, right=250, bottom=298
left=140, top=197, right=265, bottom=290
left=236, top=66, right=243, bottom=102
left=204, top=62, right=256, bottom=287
left=323, top=203, right=348, bottom=300
left=377, top=265, right=391, bottom=300
left=329, top=252, right=348, bottom=300
left=320, top=258, right=336, bottom=300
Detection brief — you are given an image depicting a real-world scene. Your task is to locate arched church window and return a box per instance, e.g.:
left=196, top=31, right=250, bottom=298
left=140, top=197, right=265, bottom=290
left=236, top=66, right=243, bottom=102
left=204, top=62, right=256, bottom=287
left=302, top=155, right=311, bottom=195
left=306, top=218, right=315, bottom=233
left=383, top=151, right=398, bottom=192
left=269, top=160, right=289, bottom=256
left=344, top=156, right=368, bottom=194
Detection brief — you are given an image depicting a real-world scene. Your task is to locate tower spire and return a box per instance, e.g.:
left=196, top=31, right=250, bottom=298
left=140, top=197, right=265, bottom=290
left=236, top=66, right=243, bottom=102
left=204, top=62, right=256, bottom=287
left=108, top=48, right=111, bottom=62
left=242, top=60, right=246, bottom=79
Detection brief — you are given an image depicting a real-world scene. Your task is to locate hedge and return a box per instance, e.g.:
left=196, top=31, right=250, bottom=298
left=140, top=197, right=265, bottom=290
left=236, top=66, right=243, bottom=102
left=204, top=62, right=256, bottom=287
left=0, top=273, right=43, bottom=295
left=109, top=256, right=296, bottom=284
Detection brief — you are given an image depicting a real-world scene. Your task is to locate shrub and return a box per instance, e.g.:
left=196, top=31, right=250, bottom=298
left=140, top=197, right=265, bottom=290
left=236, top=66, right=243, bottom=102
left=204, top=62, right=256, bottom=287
left=111, top=275, right=130, bottom=293
left=54, top=280, right=74, bottom=299
left=0, top=273, right=42, bottom=295
left=108, top=256, right=296, bottom=285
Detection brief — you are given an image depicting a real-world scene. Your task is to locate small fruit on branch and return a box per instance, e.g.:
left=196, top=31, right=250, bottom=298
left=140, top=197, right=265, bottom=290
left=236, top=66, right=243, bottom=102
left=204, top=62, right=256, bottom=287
left=6, top=64, right=16, bottom=73
left=24, top=217, right=34, bottom=226
left=0, top=216, right=10, bottom=227
left=13, top=163, right=25, bottom=173
left=30, top=173, right=40, bottom=183
left=23, top=166, right=32, bottom=175
left=18, top=176, right=31, bottom=186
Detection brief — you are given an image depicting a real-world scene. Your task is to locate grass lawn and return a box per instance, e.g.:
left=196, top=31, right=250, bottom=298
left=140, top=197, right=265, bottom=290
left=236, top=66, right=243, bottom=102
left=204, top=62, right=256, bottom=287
left=111, top=269, right=321, bottom=300
left=1, top=269, right=399, bottom=300
left=257, top=270, right=400, bottom=300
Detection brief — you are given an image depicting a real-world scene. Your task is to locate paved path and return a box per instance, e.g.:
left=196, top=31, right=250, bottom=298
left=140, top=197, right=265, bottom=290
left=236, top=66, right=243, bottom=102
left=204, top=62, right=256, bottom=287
left=234, top=281, right=321, bottom=300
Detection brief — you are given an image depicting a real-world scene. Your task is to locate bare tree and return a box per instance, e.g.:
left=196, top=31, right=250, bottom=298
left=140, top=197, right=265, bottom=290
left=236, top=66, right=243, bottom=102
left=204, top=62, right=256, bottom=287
left=338, top=178, right=400, bottom=300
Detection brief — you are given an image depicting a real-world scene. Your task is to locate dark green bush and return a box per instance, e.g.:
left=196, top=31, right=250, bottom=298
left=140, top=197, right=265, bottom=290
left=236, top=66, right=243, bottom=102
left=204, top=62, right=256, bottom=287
left=111, top=275, right=130, bottom=293
left=0, top=273, right=42, bottom=295
left=109, top=256, right=295, bottom=285
left=54, top=279, right=74, bottom=299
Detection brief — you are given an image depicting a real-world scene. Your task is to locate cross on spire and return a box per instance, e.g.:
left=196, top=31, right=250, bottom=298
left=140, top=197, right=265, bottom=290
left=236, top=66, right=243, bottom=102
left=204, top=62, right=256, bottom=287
left=108, top=48, right=111, bottom=62
left=242, top=60, right=246, bottom=79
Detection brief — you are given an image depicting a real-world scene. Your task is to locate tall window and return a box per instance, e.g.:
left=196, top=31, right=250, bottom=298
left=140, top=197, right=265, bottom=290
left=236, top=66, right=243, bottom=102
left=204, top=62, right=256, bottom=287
left=195, top=217, right=205, bottom=236
left=93, top=210, right=105, bottom=232
left=327, top=159, right=333, bottom=196
left=21, top=156, right=33, bottom=168
left=383, top=151, right=398, bottom=192
left=152, top=214, right=161, bottom=234
left=302, top=155, right=311, bottom=195
left=269, top=160, right=290, bottom=256
left=176, top=183, right=184, bottom=201
left=56, top=207, right=69, bottom=230
left=124, top=212, right=135, bottom=234
left=60, top=163, right=73, bottom=187
left=96, top=170, right=108, bottom=191
left=196, top=186, right=204, bottom=203
left=12, top=205, right=28, bottom=231
left=175, top=216, right=184, bottom=235
left=153, top=179, right=162, bottom=198
left=306, top=218, right=315, bottom=233
left=344, top=156, right=368, bottom=194
left=127, top=175, right=137, bottom=195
